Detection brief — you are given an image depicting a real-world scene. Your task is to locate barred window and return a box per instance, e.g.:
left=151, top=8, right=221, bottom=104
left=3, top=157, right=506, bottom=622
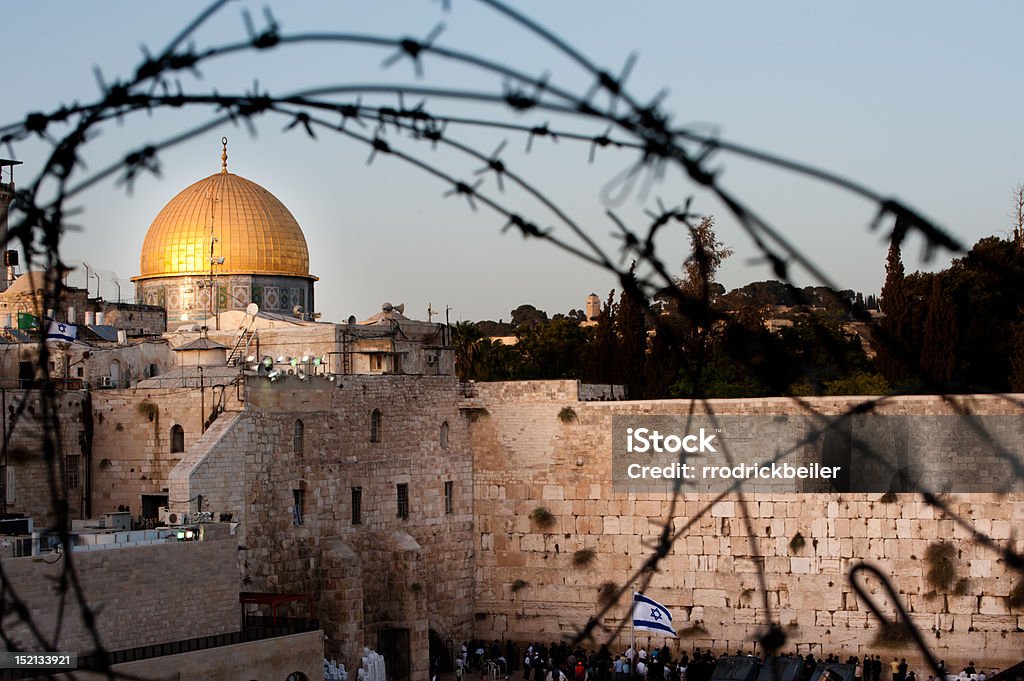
left=370, top=409, right=381, bottom=443
left=396, top=483, right=409, bottom=519
left=351, top=487, right=362, bottom=525
left=66, top=454, right=81, bottom=490
left=294, top=419, right=305, bottom=455
left=293, top=489, right=305, bottom=526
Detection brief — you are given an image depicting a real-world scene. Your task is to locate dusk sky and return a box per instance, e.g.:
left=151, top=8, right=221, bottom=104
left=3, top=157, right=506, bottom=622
left=3, top=1, right=1021, bottom=323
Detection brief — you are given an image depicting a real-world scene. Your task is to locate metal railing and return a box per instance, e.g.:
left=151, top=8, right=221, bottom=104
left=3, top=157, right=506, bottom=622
left=0, top=618, right=320, bottom=679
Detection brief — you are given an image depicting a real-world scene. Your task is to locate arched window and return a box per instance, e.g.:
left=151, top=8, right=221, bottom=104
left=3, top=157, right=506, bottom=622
left=440, top=421, right=449, bottom=449
left=370, top=409, right=381, bottom=443
left=170, top=424, right=185, bottom=454
left=286, top=674, right=310, bottom=681
left=293, top=419, right=305, bottom=455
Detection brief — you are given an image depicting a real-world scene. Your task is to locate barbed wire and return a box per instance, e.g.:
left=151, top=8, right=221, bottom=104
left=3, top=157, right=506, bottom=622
left=0, top=0, right=1020, bottom=677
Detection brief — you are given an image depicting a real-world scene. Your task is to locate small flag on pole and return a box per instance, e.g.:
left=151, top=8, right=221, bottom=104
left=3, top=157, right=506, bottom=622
left=17, top=312, right=39, bottom=331
left=46, top=321, right=77, bottom=344
left=632, top=593, right=676, bottom=637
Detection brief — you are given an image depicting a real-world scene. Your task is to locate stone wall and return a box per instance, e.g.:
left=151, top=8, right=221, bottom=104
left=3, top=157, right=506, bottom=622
left=0, top=530, right=239, bottom=652
left=94, top=301, right=166, bottom=337
left=90, top=386, right=244, bottom=517
left=72, top=630, right=324, bottom=681
left=468, top=381, right=1024, bottom=669
left=1, top=389, right=89, bottom=524
left=170, top=373, right=476, bottom=679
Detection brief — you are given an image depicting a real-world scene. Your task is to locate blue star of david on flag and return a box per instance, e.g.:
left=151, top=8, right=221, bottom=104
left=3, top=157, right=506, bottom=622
left=46, top=321, right=78, bottom=344
left=632, top=593, right=676, bottom=637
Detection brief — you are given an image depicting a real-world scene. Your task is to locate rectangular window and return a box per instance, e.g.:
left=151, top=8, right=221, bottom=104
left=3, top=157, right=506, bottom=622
left=66, top=455, right=81, bottom=491
left=293, top=489, right=305, bottom=526
left=396, top=483, right=409, bottom=519
left=444, top=480, right=453, bottom=514
left=351, top=487, right=362, bottom=525
left=369, top=354, right=384, bottom=372
left=392, top=353, right=403, bottom=374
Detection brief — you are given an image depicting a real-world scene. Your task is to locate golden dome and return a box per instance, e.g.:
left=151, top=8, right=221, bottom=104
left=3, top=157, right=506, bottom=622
left=135, top=170, right=313, bottom=281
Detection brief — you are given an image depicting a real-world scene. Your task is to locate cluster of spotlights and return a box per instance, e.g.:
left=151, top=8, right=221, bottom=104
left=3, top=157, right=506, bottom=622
left=244, top=354, right=332, bottom=383
left=175, top=528, right=198, bottom=541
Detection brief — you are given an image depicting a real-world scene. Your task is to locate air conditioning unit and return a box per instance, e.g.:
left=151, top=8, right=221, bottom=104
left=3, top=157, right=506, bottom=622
left=159, top=507, right=184, bottom=525
left=97, top=376, right=114, bottom=388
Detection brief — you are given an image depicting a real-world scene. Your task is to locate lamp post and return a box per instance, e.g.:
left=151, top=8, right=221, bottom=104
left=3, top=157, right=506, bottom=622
left=210, top=255, right=224, bottom=331
left=114, top=279, right=121, bottom=304
left=92, top=271, right=100, bottom=300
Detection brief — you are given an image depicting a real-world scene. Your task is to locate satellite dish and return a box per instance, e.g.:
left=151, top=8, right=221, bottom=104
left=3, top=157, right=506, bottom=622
left=395, top=303, right=405, bottom=315
left=246, top=303, right=259, bottom=316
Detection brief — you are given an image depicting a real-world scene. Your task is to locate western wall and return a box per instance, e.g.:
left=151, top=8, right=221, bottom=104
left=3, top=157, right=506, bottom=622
left=17, top=374, right=1022, bottom=677
left=468, top=381, right=1024, bottom=668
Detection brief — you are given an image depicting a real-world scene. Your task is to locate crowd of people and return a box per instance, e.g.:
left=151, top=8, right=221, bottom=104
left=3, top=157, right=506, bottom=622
left=444, top=640, right=1006, bottom=681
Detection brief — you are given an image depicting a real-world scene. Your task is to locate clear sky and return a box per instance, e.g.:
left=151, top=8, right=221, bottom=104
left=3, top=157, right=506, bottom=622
left=3, top=1, right=1021, bottom=323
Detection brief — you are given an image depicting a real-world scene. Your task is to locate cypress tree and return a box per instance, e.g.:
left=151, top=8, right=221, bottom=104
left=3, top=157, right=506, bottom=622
left=875, top=217, right=913, bottom=382
left=920, top=276, right=957, bottom=385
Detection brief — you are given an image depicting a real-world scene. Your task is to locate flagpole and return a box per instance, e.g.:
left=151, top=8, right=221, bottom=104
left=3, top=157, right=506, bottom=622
left=630, top=593, right=636, bottom=681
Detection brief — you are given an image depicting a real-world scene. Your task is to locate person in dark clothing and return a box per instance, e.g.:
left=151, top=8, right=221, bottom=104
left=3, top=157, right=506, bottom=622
left=898, top=659, right=908, bottom=681
left=803, top=654, right=818, bottom=681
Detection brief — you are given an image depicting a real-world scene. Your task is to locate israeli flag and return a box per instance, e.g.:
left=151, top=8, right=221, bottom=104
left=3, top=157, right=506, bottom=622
left=632, top=593, right=676, bottom=637
left=46, top=321, right=77, bottom=344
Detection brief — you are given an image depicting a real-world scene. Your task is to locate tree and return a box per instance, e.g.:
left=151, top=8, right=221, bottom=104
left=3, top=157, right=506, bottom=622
left=514, top=317, right=589, bottom=379
left=920, top=277, right=956, bottom=385
left=1013, top=184, right=1024, bottom=252
left=510, top=304, right=548, bottom=328
left=584, top=291, right=618, bottom=385
left=615, top=265, right=650, bottom=398
left=450, top=321, right=484, bottom=380
left=874, top=217, right=914, bottom=383
left=668, top=216, right=733, bottom=395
